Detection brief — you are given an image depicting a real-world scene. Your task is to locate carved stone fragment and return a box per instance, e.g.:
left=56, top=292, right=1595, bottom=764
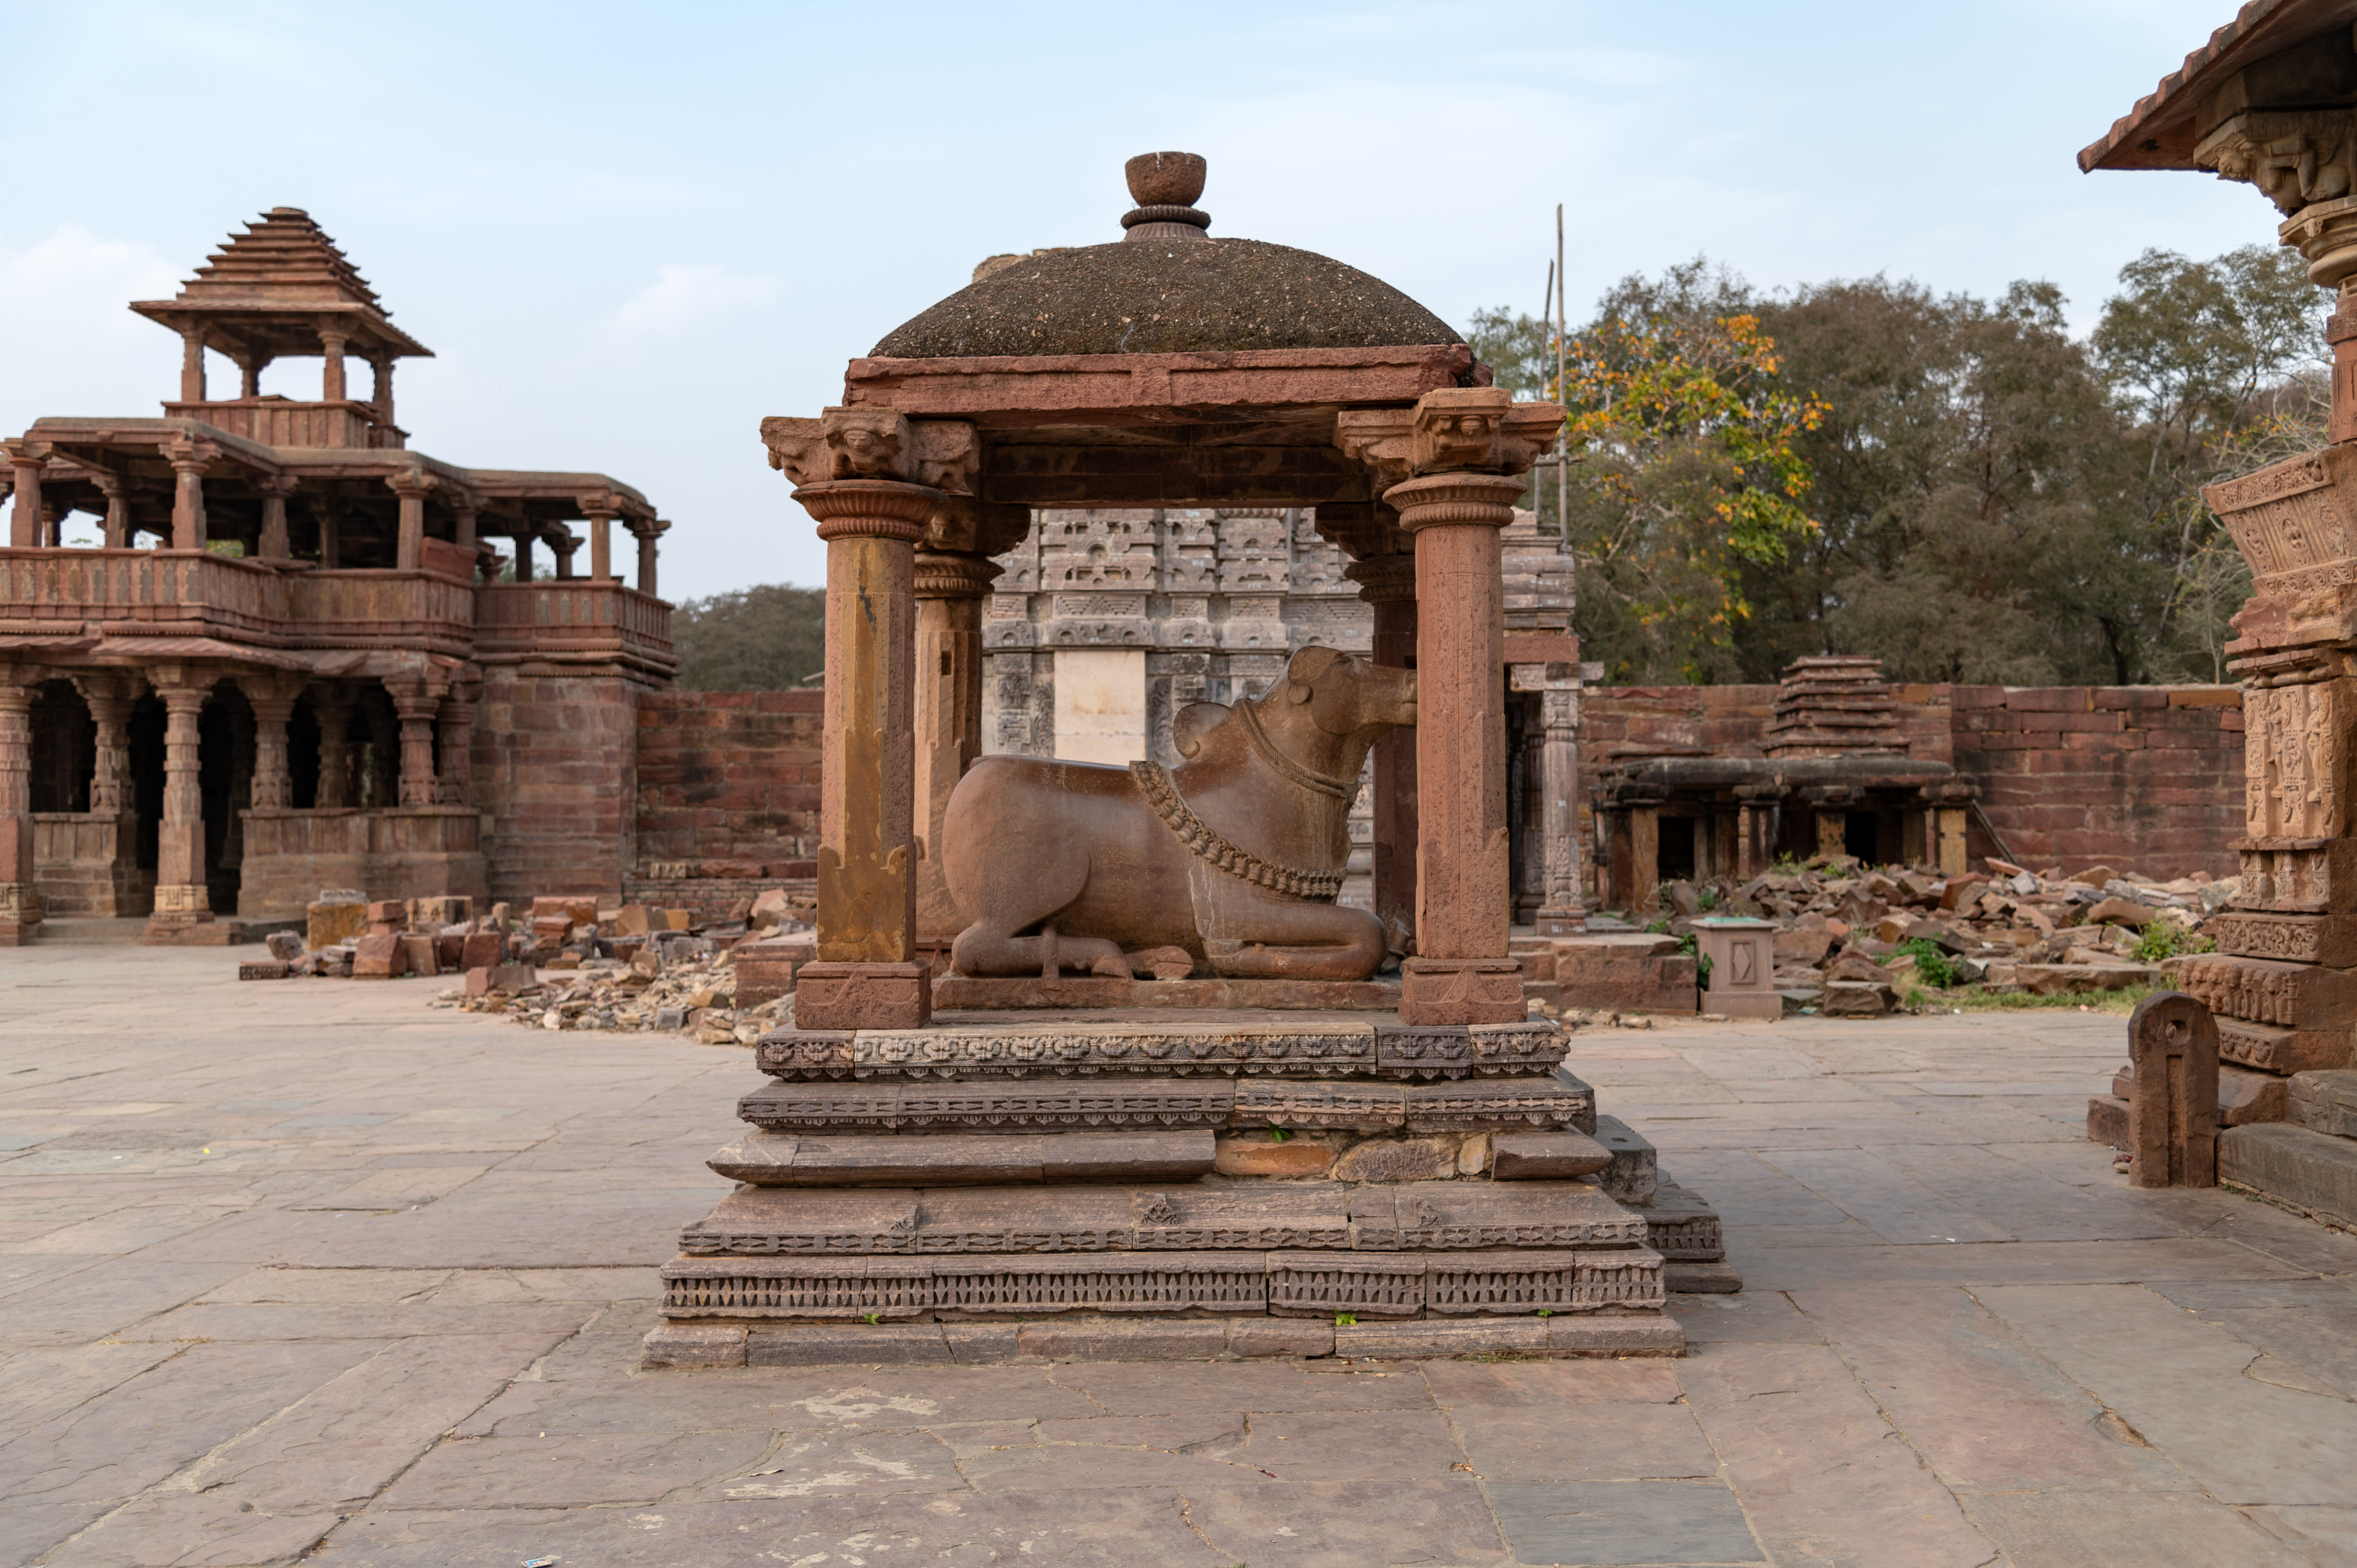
left=2177, top=952, right=2357, bottom=1029
left=737, top=1077, right=1236, bottom=1133
left=1489, top=1129, right=1613, bottom=1180
left=2211, top=910, right=2357, bottom=968
left=1401, top=1078, right=1594, bottom=1133
left=1641, top=1180, right=1727, bottom=1262
left=1423, top=1247, right=1666, bottom=1315
left=2127, top=990, right=2220, bottom=1188
left=680, top=1188, right=921, bottom=1256
left=1591, top=1114, right=1659, bottom=1205
left=1233, top=1078, right=1405, bottom=1130
left=1129, top=1182, right=1352, bottom=1250
left=2217, top=1017, right=2353, bottom=1073
left=1353, top=1181, right=1650, bottom=1251
left=1266, top=1250, right=1427, bottom=1318
left=841, top=1018, right=1378, bottom=1080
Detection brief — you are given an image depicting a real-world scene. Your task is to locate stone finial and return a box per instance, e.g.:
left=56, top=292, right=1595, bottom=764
left=1122, top=151, right=1210, bottom=242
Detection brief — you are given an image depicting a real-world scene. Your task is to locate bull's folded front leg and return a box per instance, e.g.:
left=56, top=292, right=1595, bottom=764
left=1196, top=885, right=1388, bottom=981
left=950, top=920, right=1132, bottom=979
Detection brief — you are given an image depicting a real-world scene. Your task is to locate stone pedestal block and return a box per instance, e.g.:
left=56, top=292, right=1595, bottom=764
left=2216, top=1017, right=2353, bottom=1073
left=2235, top=837, right=2357, bottom=914
left=2213, top=910, right=2357, bottom=967
left=1399, top=957, right=1526, bottom=1025
left=792, top=960, right=931, bottom=1030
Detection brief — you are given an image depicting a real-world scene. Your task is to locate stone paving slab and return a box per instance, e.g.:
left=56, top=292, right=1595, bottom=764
left=5, top=950, right=2357, bottom=1565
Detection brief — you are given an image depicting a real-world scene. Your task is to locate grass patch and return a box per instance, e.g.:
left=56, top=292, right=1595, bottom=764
left=1936, top=984, right=2152, bottom=1015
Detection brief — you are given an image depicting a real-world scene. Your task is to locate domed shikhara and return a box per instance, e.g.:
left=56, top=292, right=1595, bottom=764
left=871, top=239, right=1463, bottom=359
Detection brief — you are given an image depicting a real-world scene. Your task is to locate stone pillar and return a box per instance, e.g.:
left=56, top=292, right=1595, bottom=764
left=912, top=549, right=1000, bottom=942
left=73, top=674, right=138, bottom=816
left=95, top=472, right=130, bottom=549
left=1385, top=393, right=1558, bottom=1025
left=257, top=475, right=296, bottom=560
left=796, top=473, right=940, bottom=1028
left=0, top=667, right=44, bottom=944
left=180, top=327, right=207, bottom=403
left=166, top=442, right=209, bottom=551
left=1534, top=684, right=1585, bottom=934
left=371, top=353, right=395, bottom=430
left=511, top=531, right=534, bottom=583
left=452, top=498, right=478, bottom=556
left=320, top=327, right=347, bottom=402
left=583, top=504, right=616, bottom=581
left=149, top=667, right=213, bottom=927
left=553, top=534, right=578, bottom=580
left=388, top=684, right=443, bottom=806
left=1351, top=553, right=1419, bottom=953
left=311, top=686, right=356, bottom=808
left=5, top=448, right=42, bottom=550
left=631, top=518, right=671, bottom=598
left=239, top=676, right=303, bottom=810
left=436, top=676, right=478, bottom=806
left=236, top=355, right=262, bottom=400
left=388, top=470, right=430, bottom=571
left=317, top=495, right=344, bottom=569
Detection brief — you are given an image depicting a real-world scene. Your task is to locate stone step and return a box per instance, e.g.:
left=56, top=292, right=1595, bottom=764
left=2293, top=1069, right=2357, bottom=1137
left=1490, top=1130, right=1612, bottom=1179
left=710, top=1130, right=1218, bottom=1186
left=754, top=1017, right=1569, bottom=1082
left=2220, top=1122, right=2357, bottom=1226
left=1592, top=1114, right=1658, bottom=1205
left=736, top=1074, right=1596, bottom=1136
left=643, top=1309, right=1685, bottom=1369
left=1642, top=1179, right=1726, bottom=1263
left=658, top=1241, right=1666, bottom=1323
left=678, top=1178, right=1651, bottom=1258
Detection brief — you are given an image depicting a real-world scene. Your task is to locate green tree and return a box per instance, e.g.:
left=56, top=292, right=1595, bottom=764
left=671, top=584, right=826, bottom=691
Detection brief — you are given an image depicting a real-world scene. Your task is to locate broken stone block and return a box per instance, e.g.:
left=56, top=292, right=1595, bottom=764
left=2085, top=897, right=2155, bottom=930
left=1214, top=1135, right=1339, bottom=1177
left=1821, top=980, right=1892, bottom=1016
left=352, top=932, right=408, bottom=980
left=1774, top=927, right=1832, bottom=964
left=531, top=895, right=598, bottom=925
left=654, top=1006, right=688, bottom=1031
left=1591, top=1115, right=1658, bottom=1204
left=1490, top=1129, right=1613, bottom=1180
left=2218, top=1063, right=2289, bottom=1126
left=667, top=908, right=693, bottom=931
left=457, top=931, right=503, bottom=970
left=399, top=935, right=440, bottom=977
left=487, top=963, right=536, bottom=992
left=263, top=931, right=303, bottom=961
left=306, top=899, right=367, bottom=949
left=615, top=904, right=651, bottom=936
left=2291, top=1070, right=2357, bottom=1138
left=434, top=933, right=465, bottom=969
left=415, top=895, right=472, bottom=926
left=237, top=960, right=294, bottom=980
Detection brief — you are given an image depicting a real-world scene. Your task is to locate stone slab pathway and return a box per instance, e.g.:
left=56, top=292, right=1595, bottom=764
left=2, top=949, right=2353, bottom=1566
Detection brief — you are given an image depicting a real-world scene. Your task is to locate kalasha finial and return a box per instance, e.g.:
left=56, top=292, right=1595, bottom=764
left=1122, top=152, right=1210, bottom=242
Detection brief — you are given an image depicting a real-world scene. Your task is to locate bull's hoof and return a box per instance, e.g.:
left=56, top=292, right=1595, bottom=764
left=1126, top=946, right=1196, bottom=980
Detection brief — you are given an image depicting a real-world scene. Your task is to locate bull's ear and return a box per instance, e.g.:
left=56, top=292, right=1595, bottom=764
left=1172, top=702, right=1229, bottom=758
left=1284, top=644, right=1345, bottom=703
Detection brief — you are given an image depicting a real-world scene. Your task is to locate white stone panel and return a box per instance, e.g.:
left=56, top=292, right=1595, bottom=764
left=1053, top=648, right=1147, bottom=764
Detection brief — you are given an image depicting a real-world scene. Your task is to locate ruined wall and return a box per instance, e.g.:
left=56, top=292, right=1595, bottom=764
left=1579, top=681, right=2244, bottom=881
left=1947, top=685, right=2243, bottom=879
left=471, top=669, right=644, bottom=903
left=632, top=689, right=822, bottom=876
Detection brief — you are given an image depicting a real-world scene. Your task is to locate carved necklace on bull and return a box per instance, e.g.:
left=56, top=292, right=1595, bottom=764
left=1129, top=695, right=1352, bottom=903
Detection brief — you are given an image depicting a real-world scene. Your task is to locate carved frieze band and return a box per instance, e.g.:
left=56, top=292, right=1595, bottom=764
left=660, top=1245, right=1664, bottom=1319
left=2212, top=911, right=2357, bottom=967
left=755, top=1021, right=1570, bottom=1082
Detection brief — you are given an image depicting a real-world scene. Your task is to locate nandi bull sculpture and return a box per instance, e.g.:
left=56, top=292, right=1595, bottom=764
left=942, top=645, right=1416, bottom=981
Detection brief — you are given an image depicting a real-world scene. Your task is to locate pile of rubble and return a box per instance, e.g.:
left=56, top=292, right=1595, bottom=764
left=239, top=886, right=816, bottom=1044
left=1615, top=856, right=2229, bottom=1016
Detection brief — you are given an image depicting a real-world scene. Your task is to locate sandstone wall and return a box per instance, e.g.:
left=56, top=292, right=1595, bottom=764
left=1578, top=681, right=2244, bottom=882
left=472, top=670, right=645, bottom=903
left=633, top=689, right=822, bottom=877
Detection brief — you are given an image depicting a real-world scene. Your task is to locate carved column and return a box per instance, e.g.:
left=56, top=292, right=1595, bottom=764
left=72, top=674, right=137, bottom=816
left=1370, top=388, right=1562, bottom=1025
left=553, top=533, right=578, bottom=580
left=239, top=675, right=303, bottom=810
left=579, top=495, right=619, bottom=581
left=316, top=493, right=344, bottom=569
left=763, top=406, right=947, bottom=1030
left=257, top=474, right=297, bottom=560
left=436, top=673, right=478, bottom=806
left=4, top=446, right=42, bottom=550
left=388, top=469, right=431, bottom=571
left=370, top=352, right=396, bottom=431
left=148, top=666, right=213, bottom=927
left=510, top=530, right=534, bottom=582
left=235, top=355, right=262, bottom=400
left=913, top=548, right=1001, bottom=942
left=630, top=518, right=671, bottom=598
left=386, top=681, right=445, bottom=806
left=311, top=685, right=356, bottom=808
left=165, top=440, right=211, bottom=551
left=94, top=472, right=130, bottom=549
left=1534, top=683, right=1585, bottom=933
left=320, top=327, right=347, bottom=402
left=0, top=667, right=44, bottom=944
left=452, top=498, right=478, bottom=556
left=1349, top=551, right=1419, bottom=954
left=180, top=327, right=207, bottom=403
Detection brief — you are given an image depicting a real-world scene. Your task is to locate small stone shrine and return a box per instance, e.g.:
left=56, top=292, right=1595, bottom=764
left=647, top=154, right=1735, bottom=1367
left=2080, top=8, right=2357, bottom=1214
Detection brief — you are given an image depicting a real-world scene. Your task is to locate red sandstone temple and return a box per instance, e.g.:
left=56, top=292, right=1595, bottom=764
left=0, top=209, right=676, bottom=942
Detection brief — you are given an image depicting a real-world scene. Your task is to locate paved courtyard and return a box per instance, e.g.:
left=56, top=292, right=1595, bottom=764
left=2, top=950, right=2354, bottom=1567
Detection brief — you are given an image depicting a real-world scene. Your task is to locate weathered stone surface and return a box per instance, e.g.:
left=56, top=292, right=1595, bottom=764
left=2127, top=990, right=2217, bottom=1188
left=2180, top=952, right=2357, bottom=1028
left=1821, top=979, right=1892, bottom=1015
left=2214, top=910, right=2357, bottom=967
left=1016, top=1317, right=1227, bottom=1360
left=1552, top=936, right=1700, bottom=1014
left=1235, top=1077, right=1404, bottom=1129
left=307, top=899, right=367, bottom=949
left=351, top=931, right=407, bottom=980
left=738, top=1076, right=1235, bottom=1132
left=1352, top=1181, right=1650, bottom=1251
left=1227, top=1318, right=1334, bottom=1357
left=1487, top=1479, right=1762, bottom=1564
left=239, top=960, right=295, bottom=980
left=638, top=1323, right=746, bottom=1367
left=2219, top=1063, right=2290, bottom=1126
left=1490, top=1129, right=1612, bottom=1180
left=794, top=961, right=932, bottom=1031
left=2087, top=1092, right=2131, bottom=1146
left=1213, top=1133, right=1338, bottom=1177
left=2291, top=1069, right=2357, bottom=1137
left=915, top=1186, right=1145, bottom=1254
left=2237, top=837, right=2357, bottom=915
left=1422, top=1247, right=1666, bottom=1315
left=930, top=975, right=1402, bottom=1010
left=745, top=1324, right=953, bottom=1366
left=679, top=1188, right=923, bottom=1257
left=1330, top=1138, right=1457, bottom=1183
left=2221, top=1122, right=2357, bottom=1226
left=2217, top=1015, right=2355, bottom=1072
left=1642, top=1181, right=1727, bottom=1263
left=1400, top=1078, right=1595, bottom=1132
left=707, top=1130, right=1216, bottom=1186
left=1132, top=1184, right=1351, bottom=1250
left=853, top=1018, right=1380, bottom=1080
left=1593, top=1114, right=1659, bottom=1205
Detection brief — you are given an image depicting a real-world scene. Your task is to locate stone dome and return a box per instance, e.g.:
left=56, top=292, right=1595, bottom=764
left=869, top=154, right=1462, bottom=360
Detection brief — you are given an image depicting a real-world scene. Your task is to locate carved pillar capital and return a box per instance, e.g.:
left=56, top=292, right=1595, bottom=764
left=1345, top=552, right=1418, bottom=604
left=913, top=549, right=1003, bottom=599
left=763, top=408, right=979, bottom=494
left=795, top=479, right=943, bottom=543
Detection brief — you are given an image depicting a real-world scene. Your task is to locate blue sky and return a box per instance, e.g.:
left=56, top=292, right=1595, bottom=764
left=0, top=1, right=2278, bottom=597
